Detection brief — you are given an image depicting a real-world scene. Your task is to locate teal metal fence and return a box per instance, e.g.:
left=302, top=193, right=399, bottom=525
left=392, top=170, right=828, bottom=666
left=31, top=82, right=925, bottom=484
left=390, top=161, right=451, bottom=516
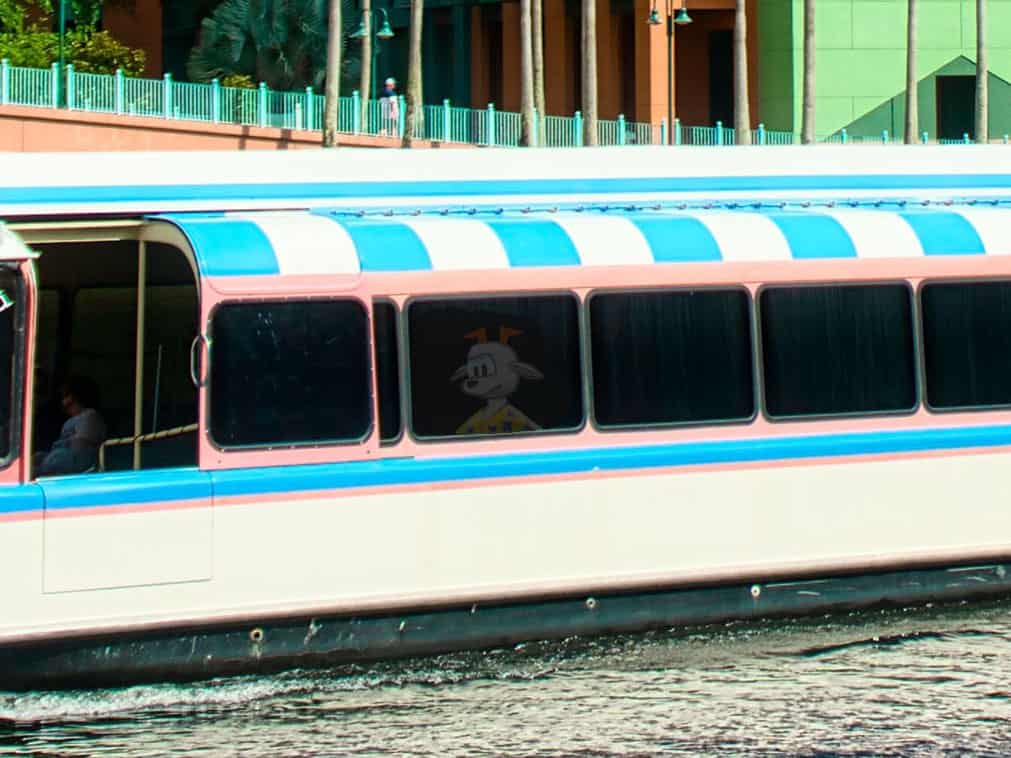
left=3, top=59, right=1006, bottom=148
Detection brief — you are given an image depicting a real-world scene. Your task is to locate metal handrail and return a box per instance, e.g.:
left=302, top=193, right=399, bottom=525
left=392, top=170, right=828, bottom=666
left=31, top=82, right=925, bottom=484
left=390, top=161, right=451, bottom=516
left=98, top=422, right=198, bottom=472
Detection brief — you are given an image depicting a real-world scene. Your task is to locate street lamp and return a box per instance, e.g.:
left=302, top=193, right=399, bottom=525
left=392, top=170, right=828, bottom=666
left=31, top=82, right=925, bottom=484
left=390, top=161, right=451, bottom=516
left=351, top=8, right=394, bottom=101
left=648, top=0, right=691, bottom=144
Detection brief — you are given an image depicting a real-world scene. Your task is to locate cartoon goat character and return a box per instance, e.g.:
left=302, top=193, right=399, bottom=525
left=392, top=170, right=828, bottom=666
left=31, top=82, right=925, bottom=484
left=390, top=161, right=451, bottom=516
left=450, top=327, right=544, bottom=434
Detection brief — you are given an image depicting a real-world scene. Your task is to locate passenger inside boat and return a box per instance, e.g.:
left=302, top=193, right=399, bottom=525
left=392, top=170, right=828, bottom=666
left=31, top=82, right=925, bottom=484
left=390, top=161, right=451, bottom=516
left=27, top=232, right=199, bottom=477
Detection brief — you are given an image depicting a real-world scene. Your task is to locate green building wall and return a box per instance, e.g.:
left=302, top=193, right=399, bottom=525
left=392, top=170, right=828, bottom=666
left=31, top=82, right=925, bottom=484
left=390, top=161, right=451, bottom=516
left=757, top=0, right=1011, bottom=139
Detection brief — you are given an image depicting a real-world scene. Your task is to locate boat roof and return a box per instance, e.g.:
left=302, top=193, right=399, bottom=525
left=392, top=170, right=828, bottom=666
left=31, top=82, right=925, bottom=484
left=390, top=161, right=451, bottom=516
left=155, top=203, right=1011, bottom=277
left=5, top=145, right=1011, bottom=218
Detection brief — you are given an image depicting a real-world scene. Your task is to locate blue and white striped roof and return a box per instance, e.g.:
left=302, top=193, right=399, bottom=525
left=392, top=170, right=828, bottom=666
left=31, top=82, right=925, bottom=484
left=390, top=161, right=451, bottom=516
left=160, top=205, right=1011, bottom=277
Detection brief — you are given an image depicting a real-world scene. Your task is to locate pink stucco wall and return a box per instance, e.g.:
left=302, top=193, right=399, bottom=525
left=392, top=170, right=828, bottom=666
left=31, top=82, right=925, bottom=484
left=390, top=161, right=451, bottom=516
left=0, top=105, right=467, bottom=151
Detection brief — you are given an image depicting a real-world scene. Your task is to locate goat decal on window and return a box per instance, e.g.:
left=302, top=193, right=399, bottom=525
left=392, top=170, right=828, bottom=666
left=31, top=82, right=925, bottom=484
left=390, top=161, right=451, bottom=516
left=450, top=327, right=544, bottom=434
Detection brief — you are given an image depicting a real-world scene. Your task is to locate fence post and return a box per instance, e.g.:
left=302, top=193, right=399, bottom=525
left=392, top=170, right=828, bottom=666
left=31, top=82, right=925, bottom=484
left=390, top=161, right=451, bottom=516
left=617, top=114, right=626, bottom=146
left=574, top=110, right=583, bottom=146
left=757, top=122, right=766, bottom=145
left=1005, top=134, right=1009, bottom=145
left=963, top=132, right=970, bottom=144
left=65, top=63, right=75, bottom=110
left=50, top=62, right=59, bottom=108
left=438, top=98, right=449, bottom=142
left=257, top=82, right=267, bottom=127
left=487, top=103, right=496, bottom=146
left=211, top=78, right=221, bottom=123
left=161, top=72, right=172, bottom=119
left=114, top=68, right=124, bottom=114
left=659, top=119, right=667, bottom=145
left=881, top=129, right=889, bottom=143
left=0, top=59, right=8, bottom=106
left=921, top=130, right=928, bottom=145
left=397, top=95, right=406, bottom=138
left=351, top=90, right=361, bottom=134
left=840, top=128, right=848, bottom=144
left=675, top=117, right=682, bottom=146
left=304, top=86, right=314, bottom=131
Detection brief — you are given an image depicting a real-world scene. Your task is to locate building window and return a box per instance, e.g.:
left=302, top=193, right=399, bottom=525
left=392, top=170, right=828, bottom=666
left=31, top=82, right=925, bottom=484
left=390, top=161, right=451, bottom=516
left=210, top=300, right=370, bottom=447
left=374, top=301, right=402, bottom=442
left=590, top=288, right=754, bottom=427
left=408, top=294, right=583, bottom=438
left=921, top=280, right=1011, bottom=410
left=760, top=284, right=917, bottom=418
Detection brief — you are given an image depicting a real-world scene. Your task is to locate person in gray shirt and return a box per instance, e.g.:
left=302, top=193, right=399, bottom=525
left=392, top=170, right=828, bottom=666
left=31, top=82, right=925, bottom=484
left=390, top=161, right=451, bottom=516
left=34, top=376, right=106, bottom=477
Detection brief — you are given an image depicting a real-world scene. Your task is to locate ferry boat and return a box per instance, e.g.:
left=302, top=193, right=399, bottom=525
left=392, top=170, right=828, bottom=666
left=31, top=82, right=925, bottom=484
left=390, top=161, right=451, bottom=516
left=4, top=145, right=1011, bottom=689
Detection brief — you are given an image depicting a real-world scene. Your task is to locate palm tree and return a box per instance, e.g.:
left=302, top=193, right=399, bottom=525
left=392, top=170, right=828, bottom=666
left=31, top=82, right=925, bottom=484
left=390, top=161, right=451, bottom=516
left=581, top=0, right=597, bottom=145
left=733, top=0, right=751, bottom=145
left=520, top=0, right=536, bottom=145
left=533, top=0, right=545, bottom=141
left=401, top=0, right=423, bottom=146
left=358, top=0, right=371, bottom=127
left=975, top=0, right=988, bottom=143
left=904, top=0, right=917, bottom=143
left=800, top=0, right=815, bottom=144
left=323, top=0, right=341, bottom=146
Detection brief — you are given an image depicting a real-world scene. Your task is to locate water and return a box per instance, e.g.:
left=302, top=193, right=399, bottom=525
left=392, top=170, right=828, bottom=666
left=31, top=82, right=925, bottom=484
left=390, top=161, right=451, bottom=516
left=3, top=599, right=1011, bottom=756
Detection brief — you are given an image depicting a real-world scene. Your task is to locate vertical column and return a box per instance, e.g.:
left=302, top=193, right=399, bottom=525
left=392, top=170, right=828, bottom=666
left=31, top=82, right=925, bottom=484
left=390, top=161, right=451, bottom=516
left=500, top=2, right=521, bottom=112
left=542, top=0, right=572, bottom=115
left=633, top=0, right=669, bottom=125
left=451, top=5, right=471, bottom=108
left=133, top=241, right=146, bottom=471
left=470, top=6, right=489, bottom=109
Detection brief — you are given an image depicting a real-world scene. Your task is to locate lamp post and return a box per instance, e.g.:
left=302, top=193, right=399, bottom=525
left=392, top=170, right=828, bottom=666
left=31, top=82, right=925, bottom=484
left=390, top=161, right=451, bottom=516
left=648, top=0, right=691, bottom=144
left=351, top=7, right=394, bottom=102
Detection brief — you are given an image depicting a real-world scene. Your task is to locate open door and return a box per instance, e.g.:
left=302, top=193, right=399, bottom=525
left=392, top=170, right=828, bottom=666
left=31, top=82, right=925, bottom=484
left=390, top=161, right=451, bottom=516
left=15, top=223, right=213, bottom=594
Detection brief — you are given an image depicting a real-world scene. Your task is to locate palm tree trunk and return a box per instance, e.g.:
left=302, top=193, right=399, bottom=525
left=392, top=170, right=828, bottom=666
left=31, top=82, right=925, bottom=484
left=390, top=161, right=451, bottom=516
left=976, top=0, right=988, bottom=143
left=520, top=0, right=536, bottom=145
left=581, top=0, right=597, bottom=145
left=359, top=0, right=372, bottom=128
left=801, top=0, right=815, bottom=144
left=402, top=0, right=424, bottom=147
left=904, top=0, right=918, bottom=143
left=322, top=0, right=342, bottom=147
left=533, top=0, right=545, bottom=139
left=733, top=0, right=751, bottom=145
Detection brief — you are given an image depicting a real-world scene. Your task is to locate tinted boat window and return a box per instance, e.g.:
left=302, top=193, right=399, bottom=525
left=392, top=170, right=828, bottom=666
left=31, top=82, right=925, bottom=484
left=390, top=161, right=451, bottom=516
left=760, top=284, right=917, bottom=417
left=921, top=281, right=1011, bottom=409
left=373, top=301, right=402, bottom=441
left=0, top=269, right=16, bottom=460
left=409, top=294, right=583, bottom=438
left=210, top=300, right=370, bottom=447
left=590, top=289, right=754, bottom=427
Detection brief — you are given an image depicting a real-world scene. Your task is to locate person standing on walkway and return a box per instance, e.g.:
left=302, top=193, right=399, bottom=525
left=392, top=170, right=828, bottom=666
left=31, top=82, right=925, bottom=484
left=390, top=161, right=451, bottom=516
left=381, top=77, right=399, bottom=136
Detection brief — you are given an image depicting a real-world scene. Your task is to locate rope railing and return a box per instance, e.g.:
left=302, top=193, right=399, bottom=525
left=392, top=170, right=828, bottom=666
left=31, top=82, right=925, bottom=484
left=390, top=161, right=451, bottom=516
left=98, top=422, right=198, bottom=472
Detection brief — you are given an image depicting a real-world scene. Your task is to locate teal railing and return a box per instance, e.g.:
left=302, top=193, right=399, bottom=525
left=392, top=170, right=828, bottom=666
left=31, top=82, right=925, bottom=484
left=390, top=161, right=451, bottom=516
left=3, top=60, right=1005, bottom=148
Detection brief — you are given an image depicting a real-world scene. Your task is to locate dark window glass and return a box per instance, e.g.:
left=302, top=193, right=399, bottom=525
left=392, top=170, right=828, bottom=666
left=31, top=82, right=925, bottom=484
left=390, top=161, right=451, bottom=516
left=210, top=300, right=370, bottom=447
left=409, top=295, right=583, bottom=438
left=0, top=270, right=16, bottom=460
left=921, top=281, right=1011, bottom=409
left=760, top=284, right=916, bottom=417
left=590, top=289, right=754, bottom=427
left=374, top=301, right=401, bottom=441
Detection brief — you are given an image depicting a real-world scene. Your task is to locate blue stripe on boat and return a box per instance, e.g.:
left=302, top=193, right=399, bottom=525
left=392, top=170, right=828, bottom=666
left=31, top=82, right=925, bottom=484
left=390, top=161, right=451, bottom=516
left=768, top=213, right=857, bottom=259
left=173, top=219, right=279, bottom=276
left=8, top=174, right=1011, bottom=208
left=899, top=212, right=986, bottom=256
left=339, top=220, right=432, bottom=271
left=629, top=215, right=722, bottom=262
left=6, top=424, right=1011, bottom=514
left=486, top=219, right=581, bottom=267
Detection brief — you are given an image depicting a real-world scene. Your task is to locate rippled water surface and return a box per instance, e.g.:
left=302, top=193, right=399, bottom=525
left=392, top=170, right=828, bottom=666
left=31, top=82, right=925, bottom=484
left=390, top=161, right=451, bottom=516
left=3, top=599, right=1011, bottom=756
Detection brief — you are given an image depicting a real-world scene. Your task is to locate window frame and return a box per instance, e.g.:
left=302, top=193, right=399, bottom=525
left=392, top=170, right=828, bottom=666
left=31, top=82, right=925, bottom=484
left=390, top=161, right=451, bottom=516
left=0, top=264, right=25, bottom=472
left=917, top=276, right=1011, bottom=415
left=373, top=297, right=405, bottom=446
left=585, top=285, right=759, bottom=432
left=206, top=296, right=374, bottom=452
left=756, top=279, right=921, bottom=423
left=403, top=290, right=588, bottom=443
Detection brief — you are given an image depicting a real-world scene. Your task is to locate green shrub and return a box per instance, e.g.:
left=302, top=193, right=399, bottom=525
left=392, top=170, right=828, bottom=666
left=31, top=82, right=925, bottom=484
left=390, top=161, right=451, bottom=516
left=0, top=28, right=145, bottom=75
